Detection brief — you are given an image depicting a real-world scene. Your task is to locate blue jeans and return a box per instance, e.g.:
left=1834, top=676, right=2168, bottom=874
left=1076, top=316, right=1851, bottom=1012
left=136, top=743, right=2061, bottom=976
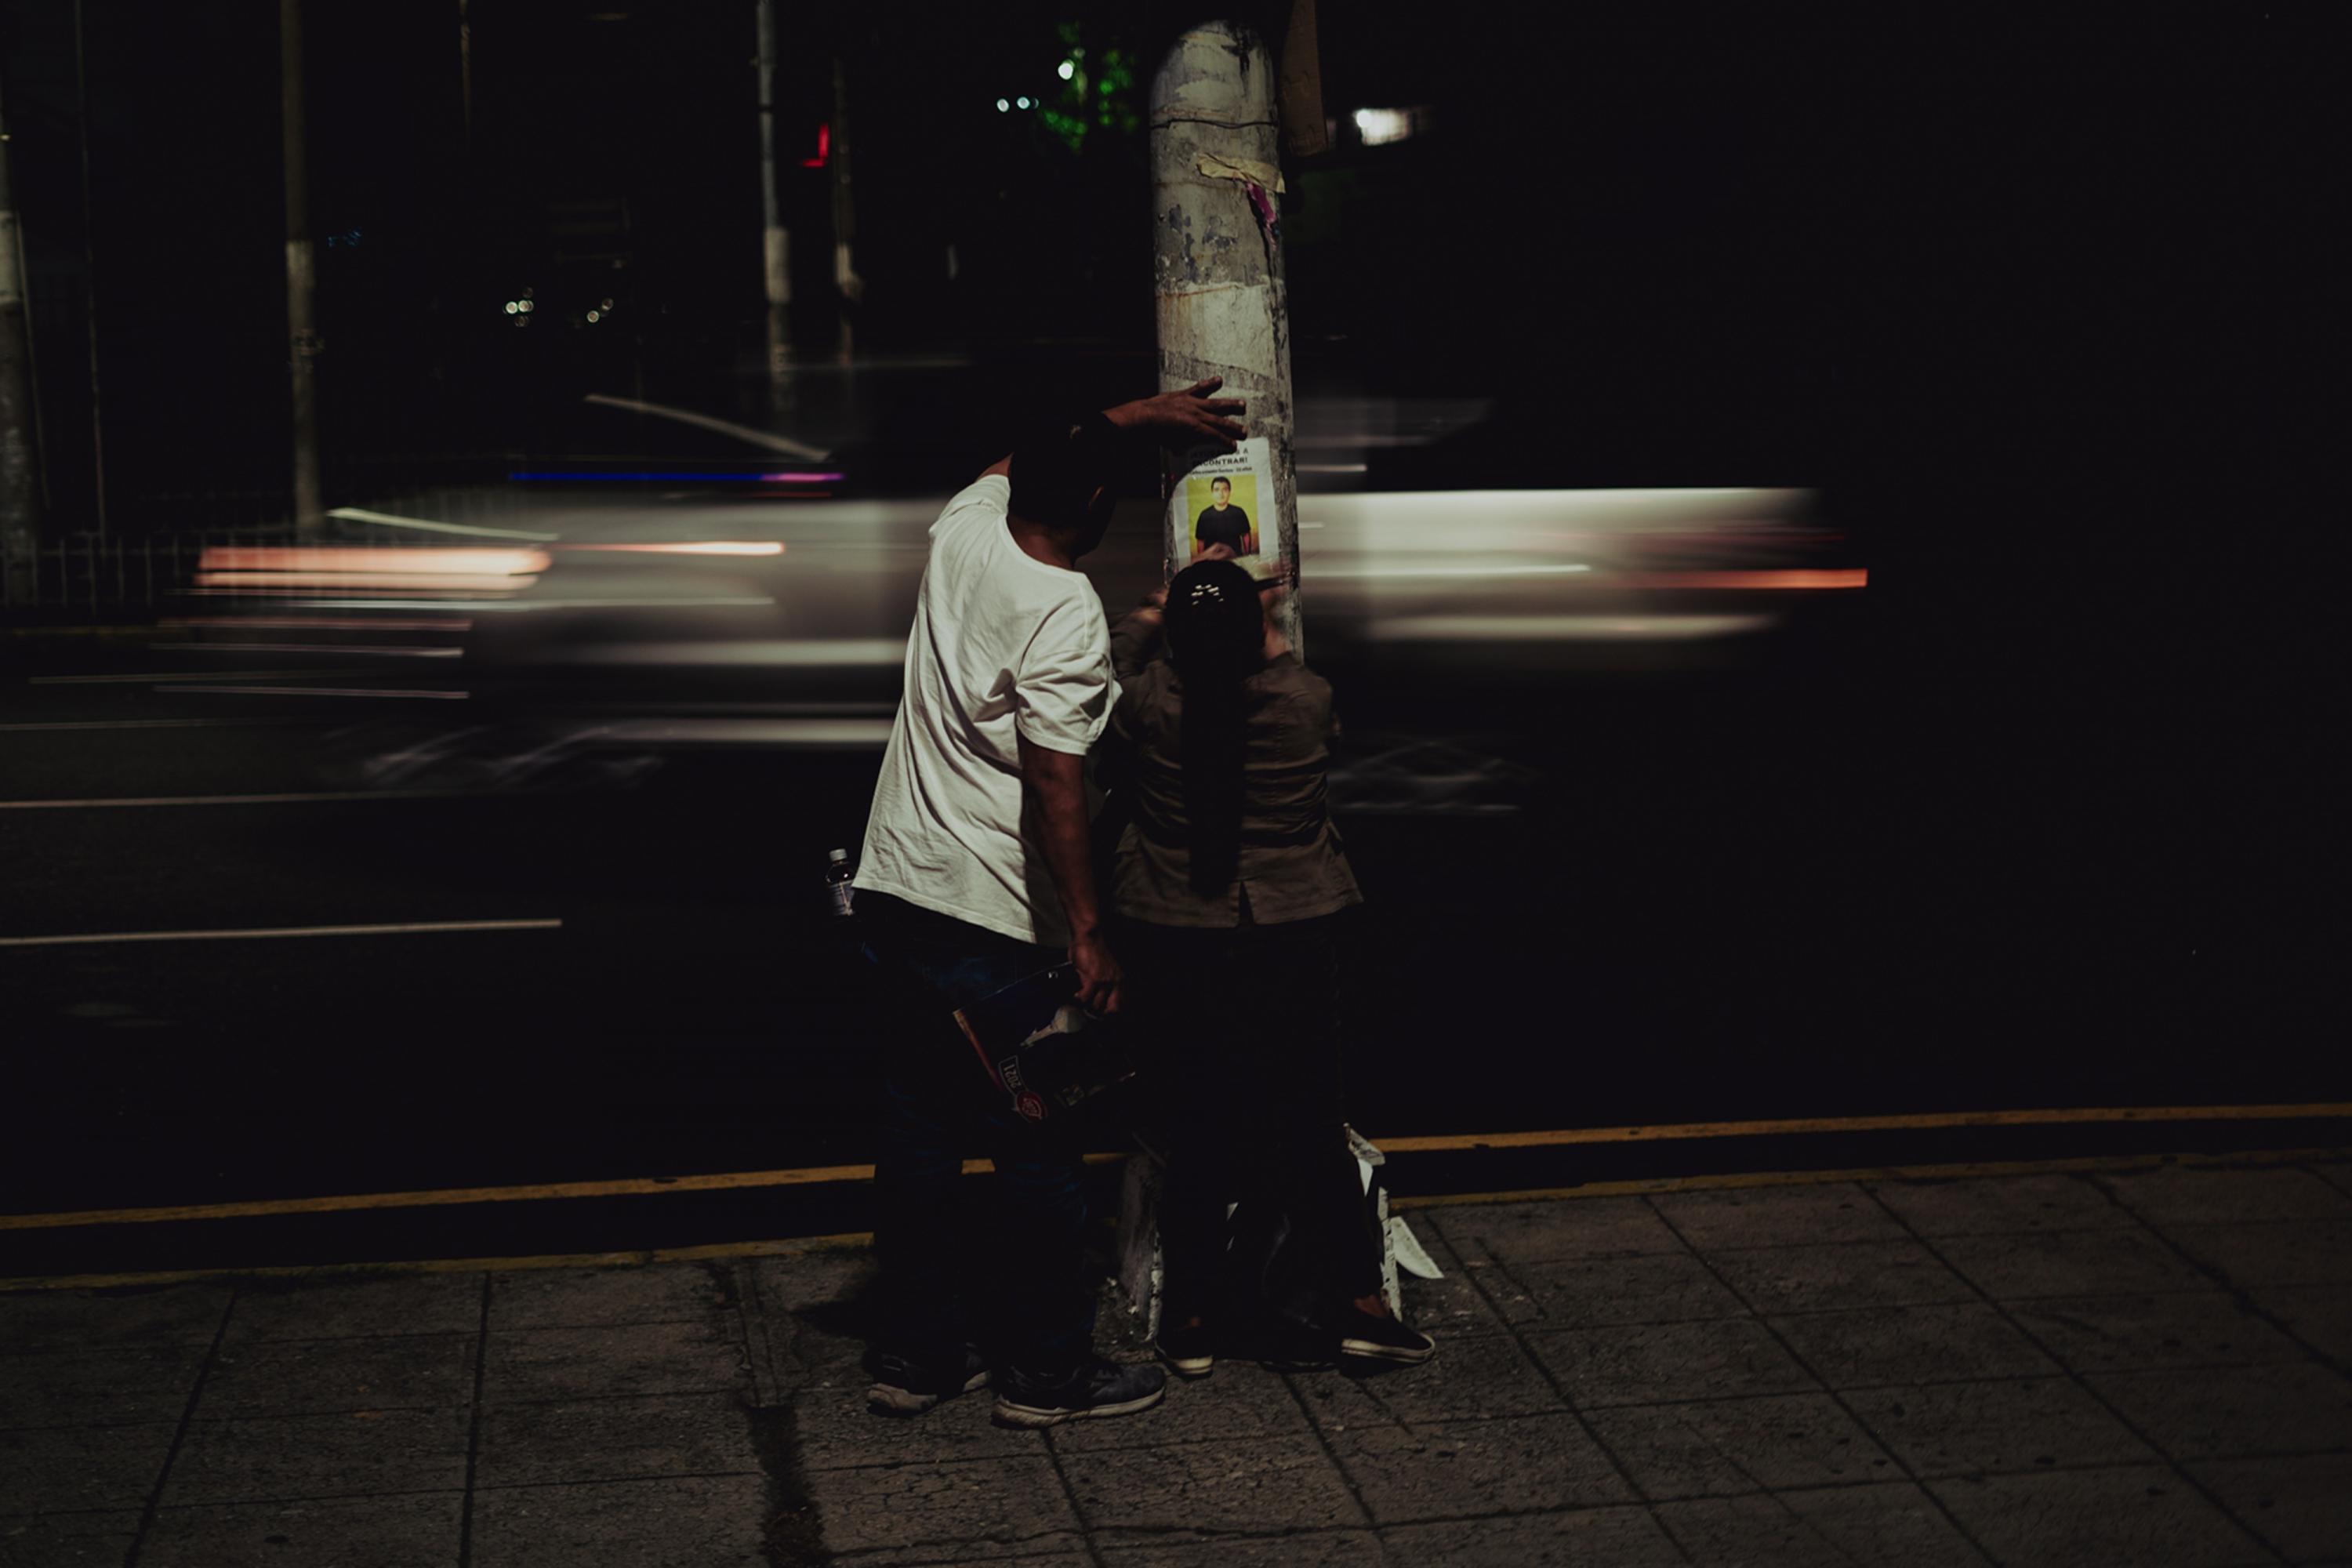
left=858, top=891, right=1095, bottom=1374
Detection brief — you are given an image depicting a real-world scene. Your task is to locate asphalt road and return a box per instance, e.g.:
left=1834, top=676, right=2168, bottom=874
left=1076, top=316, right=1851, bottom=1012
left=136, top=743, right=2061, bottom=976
left=2, top=613, right=2338, bottom=1278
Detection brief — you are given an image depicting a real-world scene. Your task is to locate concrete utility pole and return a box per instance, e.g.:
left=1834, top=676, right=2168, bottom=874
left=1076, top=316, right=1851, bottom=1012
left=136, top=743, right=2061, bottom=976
left=281, top=0, right=323, bottom=534
left=1, top=74, right=45, bottom=608
left=755, top=0, right=790, bottom=385
left=1149, top=21, right=1301, bottom=652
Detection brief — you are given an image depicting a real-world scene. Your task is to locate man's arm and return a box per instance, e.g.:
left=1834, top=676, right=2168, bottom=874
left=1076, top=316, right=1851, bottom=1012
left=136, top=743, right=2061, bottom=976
left=1018, top=735, right=1120, bottom=1014
left=975, top=379, right=1246, bottom=482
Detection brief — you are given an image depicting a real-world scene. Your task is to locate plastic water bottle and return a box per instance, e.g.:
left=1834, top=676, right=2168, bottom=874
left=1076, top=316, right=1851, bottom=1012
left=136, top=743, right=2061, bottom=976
left=824, top=848, right=856, bottom=917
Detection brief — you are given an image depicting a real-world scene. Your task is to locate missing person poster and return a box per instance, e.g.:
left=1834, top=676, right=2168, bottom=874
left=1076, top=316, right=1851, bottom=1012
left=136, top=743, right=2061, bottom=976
left=1168, top=437, right=1275, bottom=579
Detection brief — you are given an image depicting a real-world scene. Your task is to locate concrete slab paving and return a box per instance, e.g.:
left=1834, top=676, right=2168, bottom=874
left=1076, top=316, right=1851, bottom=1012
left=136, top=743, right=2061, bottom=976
left=1494, top=1250, right=1748, bottom=1328
left=136, top=1491, right=464, bottom=1568
left=0, top=1287, right=230, bottom=1355
left=2099, top=1165, right=2352, bottom=1226
left=198, top=1331, right=476, bottom=1417
left=2248, top=1283, right=2352, bottom=1365
left=1379, top=1504, right=1686, bottom=1566
left=1288, top=1330, right=1566, bottom=1426
left=0, top=1509, right=143, bottom=1568
left=2189, top=1452, right=2352, bottom=1565
left=477, top=1317, right=750, bottom=1405
left=800, top=1453, right=1080, bottom=1557
left=1317, top=1412, right=1631, bottom=1525
left=226, top=1270, right=481, bottom=1342
left=2007, top=1290, right=2314, bottom=1373
left=1653, top=1182, right=1911, bottom=1249
left=1928, top=1465, right=2274, bottom=1568
left=0, top=1422, right=179, bottom=1514
left=161, top=1406, right=472, bottom=1506
left=469, top=1474, right=770, bottom=1566
left=1653, top=1483, right=1992, bottom=1568
left=793, top=1381, right=1045, bottom=1468
left=1704, top=1239, right=1979, bottom=1315
left=474, top=1390, right=762, bottom=1489
left=1766, top=1301, right=2059, bottom=1388
left=2084, top=1363, right=2352, bottom=1461
left=5, top=1160, right=2350, bottom=1563
left=1425, top=1196, right=1689, bottom=1265
left=1931, top=1226, right=2216, bottom=1300
left=2163, top=1219, right=2352, bottom=1290
left=1097, top=1528, right=1385, bottom=1566
left=822, top=1532, right=1091, bottom=1566
left=1844, top=1375, right=2162, bottom=1478
left=0, top=1345, right=206, bottom=1428
left=488, top=1262, right=733, bottom=1331
left=1062, top=1434, right=1368, bottom=1537
left=1578, top=1393, right=1898, bottom=1498
left=1519, top=1316, right=1820, bottom=1408
left=1869, top=1172, right=2131, bottom=1236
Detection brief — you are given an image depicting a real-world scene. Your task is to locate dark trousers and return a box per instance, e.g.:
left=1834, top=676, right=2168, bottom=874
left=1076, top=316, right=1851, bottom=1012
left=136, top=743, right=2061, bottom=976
left=858, top=891, right=1095, bottom=1374
left=1120, top=910, right=1382, bottom=1329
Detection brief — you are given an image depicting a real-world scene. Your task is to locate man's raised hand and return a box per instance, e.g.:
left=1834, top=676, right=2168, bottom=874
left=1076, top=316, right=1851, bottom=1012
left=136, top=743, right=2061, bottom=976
left=1108, top=376, right=1247, bottom=450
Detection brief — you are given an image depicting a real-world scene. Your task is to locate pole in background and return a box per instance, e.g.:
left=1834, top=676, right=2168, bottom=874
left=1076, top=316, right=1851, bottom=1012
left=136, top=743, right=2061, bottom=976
left=1149, top=20, right=1301, bottom=652
left=829, top=55, right=861, bottom=363
left=1, top=74, right=45, bottom=608
left=756, top=0, right=791, bottom=387
left=281, top=0, right=323, bottom=535
left=71, top=0, right=105, bottom=538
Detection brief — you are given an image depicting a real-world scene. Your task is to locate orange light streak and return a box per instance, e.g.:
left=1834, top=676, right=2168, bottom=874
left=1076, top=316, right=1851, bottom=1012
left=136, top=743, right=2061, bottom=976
left=1616, top=568, right=1867, bottom=590
left=199, top=547, right=550, bottom=576
left=557, top=542, right=785, bottom=557
left=194, top=573, right=541, bottom=591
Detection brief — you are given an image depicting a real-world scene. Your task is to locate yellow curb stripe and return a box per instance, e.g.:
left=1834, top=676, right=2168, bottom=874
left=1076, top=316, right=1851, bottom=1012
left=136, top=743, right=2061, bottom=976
left=1370, top=1102, right=2352, bottom=1154
left=5, top=1103, right=2346, bottom=1234
left=6, top=1145, right=2343, bottom=1294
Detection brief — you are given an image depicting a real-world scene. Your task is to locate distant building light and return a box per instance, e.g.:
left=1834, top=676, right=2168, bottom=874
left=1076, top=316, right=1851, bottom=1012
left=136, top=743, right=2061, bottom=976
left=996, top=97, right=1009, bottom=112
left=1057, top=60, right=1075, bottom=81
left=1014, top=96, right=1031, bottom=110
left=503, top=301, right=518, bottom=314
left=1351, top=106, right=1431, bottom=147
left=518, top=299, right=535, bottom=313
left=586, top=310, right=601, bottom=322
left=601, top=298, right=614, bottom=310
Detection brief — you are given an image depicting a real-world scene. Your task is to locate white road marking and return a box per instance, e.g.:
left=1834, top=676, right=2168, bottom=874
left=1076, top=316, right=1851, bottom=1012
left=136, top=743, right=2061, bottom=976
left=0, top=789, right=471, bottom=810
left=0, top=918, right=562, bottom=949
left=0, top=717, right=299, bottom=733
left=325, top=506, right=560, bottom=541
left=28, top=670, right=366, bottom=684
left=165, top=685, right=470, bottom=699
left=579, top=394, right=829, bottom=460
left=146, top=644, right=465, bottom=657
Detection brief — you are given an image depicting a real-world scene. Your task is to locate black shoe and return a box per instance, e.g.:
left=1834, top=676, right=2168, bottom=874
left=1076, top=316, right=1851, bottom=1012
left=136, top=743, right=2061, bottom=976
left=1335, top=1307, right=1436, bottom=1367
left=993, top=1358, right=1167, bottom=1428
left=866, top=1345, right=990, bottom=1415
left=1224, top=1316, right=1338, bottom=1373
left=1156, top=1321, right=1215, bottom=1379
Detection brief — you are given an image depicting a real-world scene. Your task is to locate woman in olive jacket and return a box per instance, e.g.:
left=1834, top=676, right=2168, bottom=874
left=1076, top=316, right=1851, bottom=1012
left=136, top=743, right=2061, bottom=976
left=1099, top=556, right=1434, bottom=1376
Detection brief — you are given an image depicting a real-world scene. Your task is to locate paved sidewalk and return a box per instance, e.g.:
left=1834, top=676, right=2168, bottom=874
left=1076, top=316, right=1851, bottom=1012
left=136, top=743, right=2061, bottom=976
left=5, top=1156, right=2350, bottom=1566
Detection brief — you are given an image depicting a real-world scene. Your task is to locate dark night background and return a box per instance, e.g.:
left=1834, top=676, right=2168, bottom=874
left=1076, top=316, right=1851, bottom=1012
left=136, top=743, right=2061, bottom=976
left=1, top=2, right=2342, bottom=1260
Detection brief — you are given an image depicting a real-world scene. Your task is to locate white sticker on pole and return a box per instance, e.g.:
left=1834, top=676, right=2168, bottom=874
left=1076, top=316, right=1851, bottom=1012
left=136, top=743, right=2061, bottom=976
left=1167, top=436, right=1276, bottom=580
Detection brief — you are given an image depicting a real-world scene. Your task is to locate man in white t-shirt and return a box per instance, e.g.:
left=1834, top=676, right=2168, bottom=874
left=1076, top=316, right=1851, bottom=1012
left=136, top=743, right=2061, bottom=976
left=854, top=379, right=1245, bottom=1430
